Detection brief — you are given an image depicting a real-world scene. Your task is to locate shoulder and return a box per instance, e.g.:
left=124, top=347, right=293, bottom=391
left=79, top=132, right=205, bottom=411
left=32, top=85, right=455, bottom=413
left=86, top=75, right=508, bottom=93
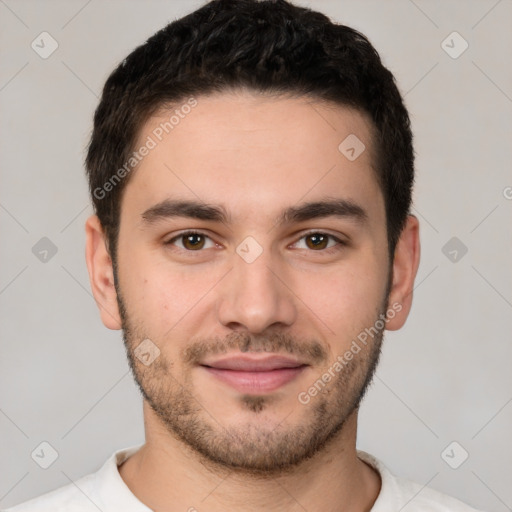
left=389, top=473, right=483, bottom=511
left=2, top=444, right=144, bottom=512
left=1, top=473, right=98, bottom=512
left=357, top=450, right=484, bottom=512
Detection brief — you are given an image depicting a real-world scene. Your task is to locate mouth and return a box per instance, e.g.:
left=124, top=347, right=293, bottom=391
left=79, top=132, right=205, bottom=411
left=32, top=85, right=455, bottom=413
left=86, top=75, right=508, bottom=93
left=200, top=354, right=309, bottom=394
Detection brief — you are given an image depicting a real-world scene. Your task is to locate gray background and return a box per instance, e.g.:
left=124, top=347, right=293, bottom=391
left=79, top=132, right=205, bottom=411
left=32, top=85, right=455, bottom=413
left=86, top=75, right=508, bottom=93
left=1, top=0, right=511, bottom=510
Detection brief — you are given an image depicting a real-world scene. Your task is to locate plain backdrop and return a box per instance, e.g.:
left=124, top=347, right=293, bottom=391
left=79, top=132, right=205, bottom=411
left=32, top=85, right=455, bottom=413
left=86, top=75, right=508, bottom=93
left=1, top=0, right=511, bottom=510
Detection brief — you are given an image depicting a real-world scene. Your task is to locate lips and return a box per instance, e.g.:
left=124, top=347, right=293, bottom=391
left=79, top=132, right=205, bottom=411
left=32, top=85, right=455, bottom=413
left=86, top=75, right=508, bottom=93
left=202, top=355, right=305, bottom=371
left=200, top=354, right=308, bottom=393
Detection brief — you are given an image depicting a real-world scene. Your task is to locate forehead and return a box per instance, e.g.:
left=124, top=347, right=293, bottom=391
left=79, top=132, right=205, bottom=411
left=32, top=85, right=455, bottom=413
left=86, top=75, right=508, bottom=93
left=121, top=91, right=384, bottom=228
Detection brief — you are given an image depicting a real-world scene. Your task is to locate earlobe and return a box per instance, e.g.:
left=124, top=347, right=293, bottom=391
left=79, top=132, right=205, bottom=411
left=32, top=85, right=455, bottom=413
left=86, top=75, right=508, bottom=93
left=385, top=214, right=421, bottom=331
left=84, top=215, right=122, bottom=330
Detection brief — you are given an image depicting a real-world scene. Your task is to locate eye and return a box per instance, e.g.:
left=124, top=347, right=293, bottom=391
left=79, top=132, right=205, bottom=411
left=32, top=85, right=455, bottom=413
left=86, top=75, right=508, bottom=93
left=164, top=230, right=346, bottom=254
left=165, top=231, right=216, bottom=251
left=293, top=232, right=345, bottom=253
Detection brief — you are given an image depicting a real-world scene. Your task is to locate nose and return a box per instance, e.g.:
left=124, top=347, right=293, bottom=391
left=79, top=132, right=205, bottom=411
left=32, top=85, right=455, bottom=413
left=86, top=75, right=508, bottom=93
left=216, top=242, right=297, bottom=334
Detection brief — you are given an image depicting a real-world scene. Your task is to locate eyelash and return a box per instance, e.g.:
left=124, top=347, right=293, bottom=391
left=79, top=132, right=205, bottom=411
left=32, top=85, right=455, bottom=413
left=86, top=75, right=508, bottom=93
left=164, top=230, right=346, bottom=255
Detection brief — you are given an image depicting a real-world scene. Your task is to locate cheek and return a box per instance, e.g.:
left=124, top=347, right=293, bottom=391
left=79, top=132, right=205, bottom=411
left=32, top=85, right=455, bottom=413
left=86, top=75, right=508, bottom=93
left=296, top=256, right=386, bottom=342
left=125, top=255, right=217, bottom=337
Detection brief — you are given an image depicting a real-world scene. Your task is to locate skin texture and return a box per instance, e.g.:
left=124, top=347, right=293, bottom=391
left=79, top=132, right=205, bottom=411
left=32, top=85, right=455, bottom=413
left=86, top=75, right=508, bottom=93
left=85, top=90, right=420, bottom=511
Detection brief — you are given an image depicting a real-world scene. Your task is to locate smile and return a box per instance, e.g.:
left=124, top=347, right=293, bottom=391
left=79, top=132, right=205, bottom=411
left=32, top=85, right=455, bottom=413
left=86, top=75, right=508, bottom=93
left=200, top=354, right=309, bottom=393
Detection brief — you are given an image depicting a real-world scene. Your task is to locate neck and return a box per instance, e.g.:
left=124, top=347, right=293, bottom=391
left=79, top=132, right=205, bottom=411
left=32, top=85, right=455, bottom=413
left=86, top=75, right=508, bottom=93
left=119, top=403, right=381, bottom=512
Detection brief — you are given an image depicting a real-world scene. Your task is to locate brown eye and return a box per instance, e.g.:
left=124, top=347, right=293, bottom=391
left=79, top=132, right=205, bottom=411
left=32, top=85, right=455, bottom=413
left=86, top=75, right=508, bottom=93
left=166, top=231, right=215, bottom=251
left=305, top=233, right=329, bottom=250
left=293, top=232, right=345, bottom=253
left=182, top=233, right=205, bottom=250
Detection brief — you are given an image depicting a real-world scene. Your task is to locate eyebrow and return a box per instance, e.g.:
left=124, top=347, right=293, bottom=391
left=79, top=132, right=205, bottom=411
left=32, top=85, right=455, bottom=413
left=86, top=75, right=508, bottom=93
left=140, top=197, right=368, bottom=227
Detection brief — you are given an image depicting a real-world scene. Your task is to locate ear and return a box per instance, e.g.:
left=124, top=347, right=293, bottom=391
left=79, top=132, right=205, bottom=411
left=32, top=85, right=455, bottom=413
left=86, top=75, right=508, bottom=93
left=84, top=215, right=122, bottom=330
left=385, top=214, right=421, bottom=331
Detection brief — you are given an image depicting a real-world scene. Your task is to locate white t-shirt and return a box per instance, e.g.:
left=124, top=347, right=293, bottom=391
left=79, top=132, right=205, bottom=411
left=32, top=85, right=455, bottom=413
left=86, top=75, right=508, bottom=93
left=3, top=444, right=482, bottom=511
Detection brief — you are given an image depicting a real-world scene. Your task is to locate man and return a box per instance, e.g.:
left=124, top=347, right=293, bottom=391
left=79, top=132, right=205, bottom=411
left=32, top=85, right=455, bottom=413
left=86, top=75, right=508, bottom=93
left=5, top=0, right=482, bottom=510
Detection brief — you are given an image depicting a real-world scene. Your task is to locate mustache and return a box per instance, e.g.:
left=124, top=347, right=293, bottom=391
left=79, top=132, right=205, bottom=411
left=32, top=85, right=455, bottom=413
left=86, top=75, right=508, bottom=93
left=181, top=331, right=328, bottom=366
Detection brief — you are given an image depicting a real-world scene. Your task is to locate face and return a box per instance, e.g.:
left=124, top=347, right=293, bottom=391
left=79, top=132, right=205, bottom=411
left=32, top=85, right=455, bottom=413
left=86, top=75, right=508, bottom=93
left=89, top=90, right=414, bottom=475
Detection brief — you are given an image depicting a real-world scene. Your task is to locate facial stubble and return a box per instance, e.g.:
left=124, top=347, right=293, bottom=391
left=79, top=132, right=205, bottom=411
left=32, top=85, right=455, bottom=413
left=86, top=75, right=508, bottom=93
left=115, top=271, right=390, bottom=476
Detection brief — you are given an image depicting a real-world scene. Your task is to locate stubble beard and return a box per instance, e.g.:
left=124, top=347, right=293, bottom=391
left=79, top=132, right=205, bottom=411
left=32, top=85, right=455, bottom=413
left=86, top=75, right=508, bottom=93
left=114, top=274, right=389, bottom=476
